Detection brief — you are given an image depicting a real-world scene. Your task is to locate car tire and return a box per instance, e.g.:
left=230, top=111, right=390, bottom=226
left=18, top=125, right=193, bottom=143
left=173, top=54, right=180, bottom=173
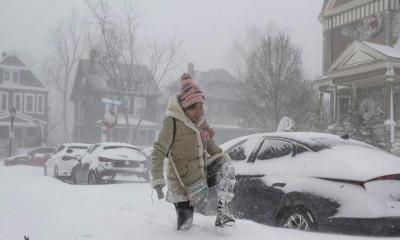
left=88, top=171, right=97, bottom=185
left=278, top=206, right=318, bottom=232
left=54, top=166, right=59, bottom=179
left=44, top=166, right=47, bottom=176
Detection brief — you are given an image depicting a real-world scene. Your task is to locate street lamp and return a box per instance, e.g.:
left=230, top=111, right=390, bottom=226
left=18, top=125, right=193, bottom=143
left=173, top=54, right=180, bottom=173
left=9, top=107, right=16, bottom=157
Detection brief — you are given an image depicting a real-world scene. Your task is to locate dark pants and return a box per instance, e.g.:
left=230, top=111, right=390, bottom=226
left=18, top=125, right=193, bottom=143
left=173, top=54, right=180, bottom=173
left=174, top=201, right=194, bottom=230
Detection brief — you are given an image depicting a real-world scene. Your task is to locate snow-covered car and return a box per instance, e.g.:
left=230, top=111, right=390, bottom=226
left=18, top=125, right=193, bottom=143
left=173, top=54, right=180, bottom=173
left=211, top=132, right=400, bottom=236
left=44, top=143, right=90, bottom=179
left=72, top=142, right=150, bottom=184
left=4, top=147, right=54, bottom=167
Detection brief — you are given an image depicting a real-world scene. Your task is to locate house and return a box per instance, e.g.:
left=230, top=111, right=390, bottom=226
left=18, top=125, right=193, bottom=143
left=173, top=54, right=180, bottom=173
left=0, top=52, right=48, bottom=156
left=314, top=0, right=400, bottom=151
left=70, top=50, right=160, bottom=146
left=165, top=64, right=257, bottom=144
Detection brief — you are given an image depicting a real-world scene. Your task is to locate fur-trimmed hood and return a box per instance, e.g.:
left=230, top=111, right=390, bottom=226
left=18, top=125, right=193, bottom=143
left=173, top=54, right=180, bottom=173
left=165, top=94, right=204, bottom=133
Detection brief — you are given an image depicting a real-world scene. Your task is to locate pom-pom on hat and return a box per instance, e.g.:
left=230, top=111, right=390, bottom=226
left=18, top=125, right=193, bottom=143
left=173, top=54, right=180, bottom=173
left=179, top=73, right=205, bottom=109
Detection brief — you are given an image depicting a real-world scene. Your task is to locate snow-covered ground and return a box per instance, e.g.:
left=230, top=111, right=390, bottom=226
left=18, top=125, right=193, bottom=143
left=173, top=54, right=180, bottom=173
left=0, top=165, right=393, bottom=240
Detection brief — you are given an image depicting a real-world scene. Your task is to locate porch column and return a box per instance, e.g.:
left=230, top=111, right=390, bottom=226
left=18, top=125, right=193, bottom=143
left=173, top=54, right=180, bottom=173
left=332, top=84, right=338, bottom=124
left=351, top=83, right=358, bottom=128
left=385, top=65, right=396, bottom=144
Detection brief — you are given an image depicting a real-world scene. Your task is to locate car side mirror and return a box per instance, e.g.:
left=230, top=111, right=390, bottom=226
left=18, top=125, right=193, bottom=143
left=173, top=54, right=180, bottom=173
left=75, top=155, right=82, bottom=161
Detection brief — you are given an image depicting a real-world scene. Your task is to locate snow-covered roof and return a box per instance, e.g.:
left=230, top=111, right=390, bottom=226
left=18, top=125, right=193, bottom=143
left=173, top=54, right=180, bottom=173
left=362, top=41, right=400, bottom=59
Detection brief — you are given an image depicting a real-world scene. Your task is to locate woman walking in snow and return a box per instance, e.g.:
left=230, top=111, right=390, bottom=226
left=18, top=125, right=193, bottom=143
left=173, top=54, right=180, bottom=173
left=151, top=73, right=236, bottom=230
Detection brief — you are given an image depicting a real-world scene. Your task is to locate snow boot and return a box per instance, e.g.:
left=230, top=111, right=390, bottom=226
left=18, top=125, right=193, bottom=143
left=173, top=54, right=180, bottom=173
left=215, top=200, right=235, bottom=227
left=175, top=201, right=194, bottom=231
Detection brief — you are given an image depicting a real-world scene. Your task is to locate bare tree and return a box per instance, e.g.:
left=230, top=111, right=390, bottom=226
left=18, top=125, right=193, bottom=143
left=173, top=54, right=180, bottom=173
left=46, top=11, right=85, bottom=142
left=235, top=26, right=316, bottom=131
left=85, top=0, right=183, bottom=144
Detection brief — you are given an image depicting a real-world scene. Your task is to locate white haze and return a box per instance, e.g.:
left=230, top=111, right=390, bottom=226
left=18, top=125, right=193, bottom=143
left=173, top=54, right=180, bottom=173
left=0, top=0, right=323, bottom=79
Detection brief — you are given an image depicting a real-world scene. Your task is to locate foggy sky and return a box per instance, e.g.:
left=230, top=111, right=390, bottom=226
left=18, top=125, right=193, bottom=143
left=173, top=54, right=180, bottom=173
left=0, top=0, right=323, bottom=80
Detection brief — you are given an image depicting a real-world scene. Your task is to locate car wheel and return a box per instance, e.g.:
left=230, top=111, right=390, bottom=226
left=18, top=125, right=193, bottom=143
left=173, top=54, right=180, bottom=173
left=44, top=166, right=47, bottom=176
left=88, top=171, right=97, bottom=185
left=54, top=166, right=59, bottom=179
left=279, top=206, right=318, bottom=231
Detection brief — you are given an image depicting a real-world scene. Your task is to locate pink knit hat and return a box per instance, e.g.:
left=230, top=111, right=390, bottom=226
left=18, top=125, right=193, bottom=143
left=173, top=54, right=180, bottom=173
left=179, top=73, right=205, bottom=109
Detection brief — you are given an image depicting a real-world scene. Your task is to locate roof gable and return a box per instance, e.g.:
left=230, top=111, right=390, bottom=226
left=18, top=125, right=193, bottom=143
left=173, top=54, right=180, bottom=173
left=343, top=51, right=377, bottom=67
left=0, top=55, right=26, bottom=67
left=320, top=0, right=374, bottom=18
left=0, top=53, right=47, bottom=89
left=329, top=41, right=387, bottom=72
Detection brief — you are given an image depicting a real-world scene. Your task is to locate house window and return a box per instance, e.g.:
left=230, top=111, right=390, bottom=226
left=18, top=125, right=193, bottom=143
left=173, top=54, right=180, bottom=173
left=3, top=69, right=20, bottom=84
left=134, top=97, right=145, bottom=116
left=36, top=95, right=44, bottom=114
left=25, top=93, right=35, bottom=113
left=13, top=93, right=23, bottom=112
left=3, top=70, right=10, bottom=82
left=0, top=91, right=8, bottom=112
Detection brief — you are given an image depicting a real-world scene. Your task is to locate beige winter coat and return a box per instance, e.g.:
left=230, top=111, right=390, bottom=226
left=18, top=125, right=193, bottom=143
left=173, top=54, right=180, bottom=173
left=151, top=94, right=223, bottom=202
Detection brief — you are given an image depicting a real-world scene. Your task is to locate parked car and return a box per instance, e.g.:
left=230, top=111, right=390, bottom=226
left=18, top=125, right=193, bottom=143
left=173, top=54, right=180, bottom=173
left=4, top=147, right=54, bottom=166
left=72, top=142, right=150, bottom=184
left=44, top=143, right=90, bottom=179
left=204, top=132, right=400, bottom=236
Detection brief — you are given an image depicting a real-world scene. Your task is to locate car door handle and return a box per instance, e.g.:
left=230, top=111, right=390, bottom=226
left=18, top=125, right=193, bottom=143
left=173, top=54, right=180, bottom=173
left=272, top=182, right=286, bottom=188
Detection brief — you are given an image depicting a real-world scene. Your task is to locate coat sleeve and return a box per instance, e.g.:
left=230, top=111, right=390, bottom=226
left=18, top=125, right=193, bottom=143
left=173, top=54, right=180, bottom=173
left=151, top=117, right=174, bottom=188
left=207, top=138, right=223, bottom=156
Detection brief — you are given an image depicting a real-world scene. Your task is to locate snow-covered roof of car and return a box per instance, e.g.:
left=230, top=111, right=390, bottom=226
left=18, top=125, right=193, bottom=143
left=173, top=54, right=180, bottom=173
left=220, top=132, right=373, bottom=151
left=95, top=142, right=141, bottom=150
left=60, top=143, right=91, bottom=147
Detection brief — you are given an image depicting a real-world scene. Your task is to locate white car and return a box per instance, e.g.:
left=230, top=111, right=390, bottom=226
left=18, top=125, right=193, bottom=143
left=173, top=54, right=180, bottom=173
left=72, top=142, right=150, bottom=184
left=45, top=143, right=90, bottom=179
left=207, top=132, right=400, bottom=236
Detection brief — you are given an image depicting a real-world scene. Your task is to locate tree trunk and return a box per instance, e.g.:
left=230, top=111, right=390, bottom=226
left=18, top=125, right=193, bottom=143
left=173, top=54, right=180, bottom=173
left=62, top=90, right=69, bottom=142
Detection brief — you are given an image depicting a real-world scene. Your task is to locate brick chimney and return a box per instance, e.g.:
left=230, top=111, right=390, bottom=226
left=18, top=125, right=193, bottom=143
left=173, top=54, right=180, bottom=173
left=89, top=49, right=97, bottom=74
left=188, top=62, right=195, bottom=79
